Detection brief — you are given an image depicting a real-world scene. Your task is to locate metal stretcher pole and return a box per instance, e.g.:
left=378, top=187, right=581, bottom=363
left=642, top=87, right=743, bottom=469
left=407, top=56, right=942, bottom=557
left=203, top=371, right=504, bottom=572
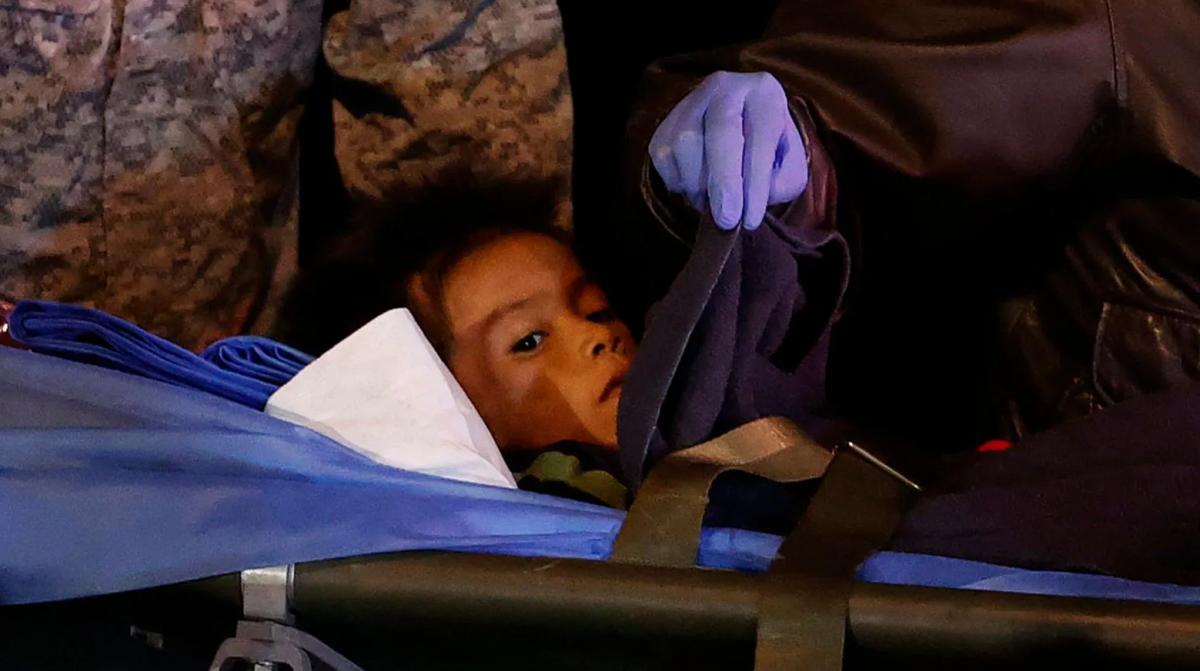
left=27, top=549, right=1197, bottom=666
left=286, top=552, right=1200, bottom=668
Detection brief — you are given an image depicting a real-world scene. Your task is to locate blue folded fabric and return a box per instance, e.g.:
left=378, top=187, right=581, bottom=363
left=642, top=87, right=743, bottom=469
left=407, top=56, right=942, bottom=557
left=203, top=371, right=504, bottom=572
left=6, top=300, right=310, bottom=408
left=0, top=347, right=781, bottom=604
left=201, top=335, right=313, bottom=386
left=859, top=552, right=1200, bottom=606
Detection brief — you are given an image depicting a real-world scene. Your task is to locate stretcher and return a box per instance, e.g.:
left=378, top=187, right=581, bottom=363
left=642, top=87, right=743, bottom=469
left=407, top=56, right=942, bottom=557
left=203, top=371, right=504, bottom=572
left=4, top=311, right=1200, bottom=669
left=9, top=551, right=1200, bottom=670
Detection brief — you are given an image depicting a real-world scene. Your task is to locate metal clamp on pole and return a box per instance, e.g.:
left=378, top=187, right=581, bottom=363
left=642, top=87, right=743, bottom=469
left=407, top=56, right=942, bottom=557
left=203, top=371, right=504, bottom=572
left=241, top=565, right=295, bottom=625
left=209, top=620, right=365, bottom=671
left=209, top=565, right=365, bottom=671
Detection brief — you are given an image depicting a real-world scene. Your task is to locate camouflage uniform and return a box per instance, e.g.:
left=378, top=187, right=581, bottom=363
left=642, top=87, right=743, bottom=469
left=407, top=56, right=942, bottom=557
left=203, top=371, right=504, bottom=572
left=325, top=0, right=573, bottom=221
left=0, top=0, right=572, bottom=349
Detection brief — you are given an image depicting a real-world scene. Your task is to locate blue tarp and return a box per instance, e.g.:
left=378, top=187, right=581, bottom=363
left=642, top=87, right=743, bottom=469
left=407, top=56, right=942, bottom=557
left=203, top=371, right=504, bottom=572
left=3, top=304, right=1199, bottom=608
left=7, top=300, right=312, bottom=409
left=0, top=346, right=781, bottom=604
left=861, top=552, right=1200, bottom=606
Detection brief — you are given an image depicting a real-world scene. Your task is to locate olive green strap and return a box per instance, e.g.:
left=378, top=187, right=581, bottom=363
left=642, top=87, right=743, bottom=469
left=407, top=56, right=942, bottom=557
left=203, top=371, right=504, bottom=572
left=610, top=417, right=833, bottom=568
left=755, top=444, right=921, bottom=671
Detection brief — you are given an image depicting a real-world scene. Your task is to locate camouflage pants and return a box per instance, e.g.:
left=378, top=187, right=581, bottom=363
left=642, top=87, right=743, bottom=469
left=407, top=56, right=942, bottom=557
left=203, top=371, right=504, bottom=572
left=0, top=0, right=571, bottom=349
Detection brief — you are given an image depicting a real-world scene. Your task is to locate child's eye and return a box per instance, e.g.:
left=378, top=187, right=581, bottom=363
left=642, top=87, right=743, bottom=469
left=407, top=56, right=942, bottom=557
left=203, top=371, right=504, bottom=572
left=510, top=331, right=547, bottom=354
left=587, top=308, right=616, bottom=323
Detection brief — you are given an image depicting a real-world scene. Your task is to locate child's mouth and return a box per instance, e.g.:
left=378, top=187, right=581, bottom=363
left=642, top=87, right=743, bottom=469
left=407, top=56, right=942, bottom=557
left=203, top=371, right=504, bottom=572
left=599, top=375, right=624, bottom=403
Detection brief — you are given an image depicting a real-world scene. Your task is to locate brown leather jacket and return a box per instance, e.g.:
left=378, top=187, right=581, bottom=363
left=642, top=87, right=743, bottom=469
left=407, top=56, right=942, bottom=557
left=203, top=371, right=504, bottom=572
left=617, top=0, right=1200, bottom=448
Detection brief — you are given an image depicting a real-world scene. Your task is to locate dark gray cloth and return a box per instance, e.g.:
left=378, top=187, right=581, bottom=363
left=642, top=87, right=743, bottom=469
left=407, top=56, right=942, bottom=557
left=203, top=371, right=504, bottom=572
left=891, top=383, right=1200, bottom=585
left=618, top=102, right=848, bottom=486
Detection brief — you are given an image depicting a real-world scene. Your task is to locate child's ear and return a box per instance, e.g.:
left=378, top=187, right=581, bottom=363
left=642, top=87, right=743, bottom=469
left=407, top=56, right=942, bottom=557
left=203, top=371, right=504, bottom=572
left=404, top=273, right=435, bottom=319
left=404, top=272, right=452, bottom=356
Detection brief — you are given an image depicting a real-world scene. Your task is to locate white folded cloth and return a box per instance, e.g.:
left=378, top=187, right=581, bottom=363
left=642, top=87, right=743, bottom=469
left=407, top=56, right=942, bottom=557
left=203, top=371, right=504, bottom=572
left=266, top=309, right=516, bottom=488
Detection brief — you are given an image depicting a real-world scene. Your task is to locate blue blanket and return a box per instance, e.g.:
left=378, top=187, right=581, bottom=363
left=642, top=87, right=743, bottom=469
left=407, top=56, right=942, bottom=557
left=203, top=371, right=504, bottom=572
left=0, top=346, right=781, bottom=604
left=4, top=302, right=1199, bottom=608
left=7, top=300, right=311, bottom=408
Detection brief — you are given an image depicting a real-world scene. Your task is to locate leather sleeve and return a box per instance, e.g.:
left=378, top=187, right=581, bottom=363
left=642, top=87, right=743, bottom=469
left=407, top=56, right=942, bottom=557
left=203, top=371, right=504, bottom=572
left=616, top=0, right=1200, bottom=447
left=625, top=0, right=1134, bottom=206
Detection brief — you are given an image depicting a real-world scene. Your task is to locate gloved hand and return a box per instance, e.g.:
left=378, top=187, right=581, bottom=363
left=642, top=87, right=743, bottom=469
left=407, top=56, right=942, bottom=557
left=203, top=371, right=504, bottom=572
left=649, top=71, right=808, bottom=230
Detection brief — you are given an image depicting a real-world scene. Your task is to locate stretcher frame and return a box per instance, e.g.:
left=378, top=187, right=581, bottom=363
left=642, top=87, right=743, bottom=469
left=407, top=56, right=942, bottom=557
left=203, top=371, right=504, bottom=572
left=3, top=421, right=1199, bottom=669
left=5, top=551, right=1200, bottom=670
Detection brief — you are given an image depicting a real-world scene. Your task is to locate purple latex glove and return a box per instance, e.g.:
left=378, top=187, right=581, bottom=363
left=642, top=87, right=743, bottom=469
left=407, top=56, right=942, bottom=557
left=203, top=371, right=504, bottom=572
left=649, top=71, right=809, bottom=230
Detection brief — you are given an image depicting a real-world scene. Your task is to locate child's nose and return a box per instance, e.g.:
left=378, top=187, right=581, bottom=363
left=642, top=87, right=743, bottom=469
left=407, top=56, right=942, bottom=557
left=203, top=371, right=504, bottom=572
left=590, top=334, right=622, bottom=357
left=578, top=319, right=623, bottom=359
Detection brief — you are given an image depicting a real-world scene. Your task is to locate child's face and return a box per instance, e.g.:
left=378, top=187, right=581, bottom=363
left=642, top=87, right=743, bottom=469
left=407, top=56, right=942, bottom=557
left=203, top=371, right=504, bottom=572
left=438, top=232, right=636, bottom=451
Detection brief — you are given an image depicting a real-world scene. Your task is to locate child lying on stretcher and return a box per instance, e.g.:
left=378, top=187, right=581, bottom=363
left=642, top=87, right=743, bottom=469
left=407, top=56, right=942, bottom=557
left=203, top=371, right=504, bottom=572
left=279, top=72, right=824, bottom=507
left=279, top=180, right=641, bottom=507
left=404, top=213, right=640, bottom=506
left=279, top=174, right=843, bottom=530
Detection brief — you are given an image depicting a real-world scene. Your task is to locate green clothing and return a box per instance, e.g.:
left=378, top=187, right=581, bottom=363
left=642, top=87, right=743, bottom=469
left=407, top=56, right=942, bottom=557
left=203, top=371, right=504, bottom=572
left=513, top=450, right=628, bottom=510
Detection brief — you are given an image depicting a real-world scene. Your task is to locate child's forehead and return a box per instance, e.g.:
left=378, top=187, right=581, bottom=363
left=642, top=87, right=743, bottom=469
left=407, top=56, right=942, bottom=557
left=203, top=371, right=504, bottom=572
left=451, top=231, right=580, bottom=285
left=441, top=231, right=588, bottom=328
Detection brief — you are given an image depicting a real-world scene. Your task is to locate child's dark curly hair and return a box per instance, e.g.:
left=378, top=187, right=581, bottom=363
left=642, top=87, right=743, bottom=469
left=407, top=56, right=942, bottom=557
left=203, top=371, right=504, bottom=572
left=275, top=176, right=565, bottom=355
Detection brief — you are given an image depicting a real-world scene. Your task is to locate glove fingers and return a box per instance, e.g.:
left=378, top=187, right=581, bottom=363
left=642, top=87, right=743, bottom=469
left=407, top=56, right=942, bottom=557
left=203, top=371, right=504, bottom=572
left=672, top=129, right=706, bottom=204
left=769, top=114, right=809, bottom=205
left=704, top=88, right=748, bottom=230
left=650, top=81, right=714, bottom=196
left=741, top=76, right=786, bottom=230
left=649, top=71, right=807, bottom=224
left=689, top=153, right=710, bottom=211
left=650, top=117, right=685, bottom=192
